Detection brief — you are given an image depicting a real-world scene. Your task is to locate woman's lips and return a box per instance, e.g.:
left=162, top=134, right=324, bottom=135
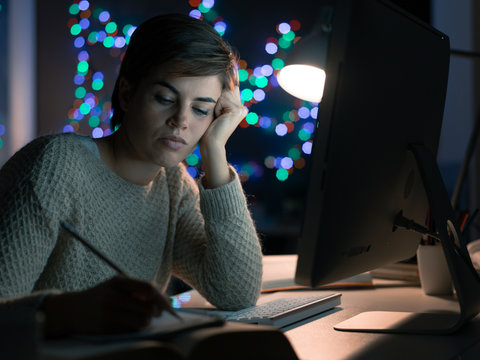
left=160, top=136, right=187, bottom=150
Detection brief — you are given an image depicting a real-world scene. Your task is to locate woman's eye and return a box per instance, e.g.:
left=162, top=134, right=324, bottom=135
left=155, top=95, right=174, bottom=105
left=193, top=108, right=209, bottom=116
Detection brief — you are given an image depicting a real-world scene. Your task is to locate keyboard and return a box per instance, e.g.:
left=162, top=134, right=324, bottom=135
left=178, top=293, right=341, bottom=328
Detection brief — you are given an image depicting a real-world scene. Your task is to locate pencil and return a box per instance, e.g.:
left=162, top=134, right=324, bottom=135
left=60, top=221, right=183, bottom=322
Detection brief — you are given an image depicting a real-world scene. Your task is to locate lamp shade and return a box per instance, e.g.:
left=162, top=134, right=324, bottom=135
left=277, top=6, right=333, bottom=102
left=277, top=64, right=326, bottom=103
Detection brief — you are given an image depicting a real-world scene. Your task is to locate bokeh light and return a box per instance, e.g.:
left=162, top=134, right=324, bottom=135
left=275, top=123, right=288, bottom=136
left=253, top=89, right=266, bottom=102
left=65, top=1, right=309, bottom=184
left=214, top=21, right=226, bottom=35
left=189, top=9, right=202, bottom=19
left=78, top=1, right=90, bottom=11
left=98, top=10, right=110, bottom=22
left=241, top=88, right=253, bottom=102
left=278, top=22, right=291, bottom=34
left=276, top=168, right=289, bottom=181
left=265, top=42, right=278, bottom=55
left=246, top=112, right=259, bottom=125
left=302, top=141, right=313, bottom=154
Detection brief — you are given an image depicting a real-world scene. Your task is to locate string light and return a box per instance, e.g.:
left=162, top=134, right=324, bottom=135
left=65, top=0, right=312, bottom=184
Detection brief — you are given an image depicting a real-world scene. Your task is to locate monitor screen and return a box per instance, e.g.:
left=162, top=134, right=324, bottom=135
left=292, top=0, right=450, bottom=287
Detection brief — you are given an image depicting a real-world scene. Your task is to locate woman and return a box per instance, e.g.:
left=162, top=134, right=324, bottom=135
left=0, top=13, right=262, bottom=337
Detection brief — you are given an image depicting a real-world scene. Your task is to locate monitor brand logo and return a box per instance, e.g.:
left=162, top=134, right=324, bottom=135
left=342, top=245, right=371, bottom=257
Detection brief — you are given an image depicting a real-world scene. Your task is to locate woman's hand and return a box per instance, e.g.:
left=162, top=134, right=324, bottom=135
left=199, top=86, right=247, bottom=188
left=40, top=276, right=171, bottom=338
left=200, top=85, right=247, bottom=150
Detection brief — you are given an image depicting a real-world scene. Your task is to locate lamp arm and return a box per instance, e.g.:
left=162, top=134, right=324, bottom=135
left=450, top=49, right=480, bottom=59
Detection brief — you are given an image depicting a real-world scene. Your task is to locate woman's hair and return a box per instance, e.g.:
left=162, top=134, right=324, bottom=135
left=110, top=13, right=239, bottom=130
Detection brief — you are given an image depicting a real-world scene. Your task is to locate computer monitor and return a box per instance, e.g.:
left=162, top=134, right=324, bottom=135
left=280, top=0, right=480, bottom=333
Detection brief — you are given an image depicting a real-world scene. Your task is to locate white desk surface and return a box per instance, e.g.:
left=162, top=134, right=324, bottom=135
left=40, top=255, right=480, bottom=360
left=263, top=255, right=480, bottom=360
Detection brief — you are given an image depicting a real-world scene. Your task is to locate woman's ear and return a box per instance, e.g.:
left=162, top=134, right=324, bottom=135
left=118, top=77, right=131, bottom=112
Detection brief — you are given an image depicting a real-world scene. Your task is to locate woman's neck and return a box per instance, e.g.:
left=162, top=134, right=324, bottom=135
left=94, top=132, right=161, bottom=186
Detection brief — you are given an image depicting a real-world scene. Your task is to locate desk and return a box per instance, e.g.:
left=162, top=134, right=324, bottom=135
left=281, top=286, right=480, bottom=360
left=258, top=255, right=480, bottom=359
left=39, top=256, right=480, bottom=360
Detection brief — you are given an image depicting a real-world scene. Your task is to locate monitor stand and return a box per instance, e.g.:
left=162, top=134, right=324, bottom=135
left=334, top=144, right=480, bottom=334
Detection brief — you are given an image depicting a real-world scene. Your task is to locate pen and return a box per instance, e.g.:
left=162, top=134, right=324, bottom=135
left=60, top=221, right=183, bottom=322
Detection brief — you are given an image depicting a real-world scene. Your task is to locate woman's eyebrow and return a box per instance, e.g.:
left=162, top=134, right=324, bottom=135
left=155, top=81, right=217, bottom=104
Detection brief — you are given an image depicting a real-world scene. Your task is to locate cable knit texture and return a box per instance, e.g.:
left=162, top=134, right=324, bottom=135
left=0, top=133, right=262, bottom=311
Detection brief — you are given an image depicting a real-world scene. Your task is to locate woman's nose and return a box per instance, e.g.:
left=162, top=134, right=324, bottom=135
left=167, top=108, right=188, bottom=129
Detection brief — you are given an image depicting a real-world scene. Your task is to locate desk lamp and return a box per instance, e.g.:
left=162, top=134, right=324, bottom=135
left=277, top=0, right=480, bottom=334
left=277, top=9, right=331, bottom=103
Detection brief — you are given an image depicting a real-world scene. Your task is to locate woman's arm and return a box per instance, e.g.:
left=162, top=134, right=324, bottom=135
left=171, top=167, right=263, bottom=311
left=0, top=137, right=171, bottom=338
left=0, top=139, right=59, bottom=300
left=199, top=85, right=247, bottom=189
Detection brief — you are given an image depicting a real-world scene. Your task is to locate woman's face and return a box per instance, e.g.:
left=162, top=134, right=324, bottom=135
left=119, top=67, right=223, bottom=168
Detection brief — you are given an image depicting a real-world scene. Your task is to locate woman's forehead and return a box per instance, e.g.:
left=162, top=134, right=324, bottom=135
left=144, top=70, right=222, bottom=98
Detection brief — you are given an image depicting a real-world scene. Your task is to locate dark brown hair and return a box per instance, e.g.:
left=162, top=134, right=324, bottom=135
left=110, top=13, right=239, bottom=130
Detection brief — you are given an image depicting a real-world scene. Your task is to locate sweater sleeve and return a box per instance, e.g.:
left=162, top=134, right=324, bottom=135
left=171, top=167, right=263, bottom=311
left=0, top=137, right=62, bottom=308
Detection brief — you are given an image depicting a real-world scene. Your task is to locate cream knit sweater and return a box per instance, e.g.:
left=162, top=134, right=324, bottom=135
left=0, top=133, right=262, bottom=311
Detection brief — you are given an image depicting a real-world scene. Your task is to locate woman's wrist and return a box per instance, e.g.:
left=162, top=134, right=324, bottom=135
left=200, top=142, right=231, bottom=189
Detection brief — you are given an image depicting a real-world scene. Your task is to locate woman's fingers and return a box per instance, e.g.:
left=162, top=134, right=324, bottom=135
left=110, top=276, right=172, bottom=317
left=214, top=86, right=246, bottom=124
left=65, top=276, right=171, bottom=334
left=203, top=86, right=246, bottom=148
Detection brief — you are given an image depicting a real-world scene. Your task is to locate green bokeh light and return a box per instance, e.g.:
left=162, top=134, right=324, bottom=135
left=246, top=112, right=259, bottom=125
left=186, top=154, right=199, bottom=166
left=79, top=103, right=91, bottom=115
left=278, top=37, right=291, bottom=49
left=276, top=168, right=289, bottom=181
left=70, top=24, right=82, bottom=36
left=77, top=61, right=89, bottom=74
left=103, top=36, right=115, bottom=48
left=75, top=87, right=87, bottom=99
left=198, top=4, right=210, bottom=13
left=283, top=30, right=296, bottom=42
left=241, top=88, right=253, bottom=102
left=255, top=76, right=268, bottom=88
left=92, top=79, right=104, bottom=91
left=88, top=32, right=98, bottom=43
left=88, top=116, right=100, bottom=128
left=288, top=148, right=301, bottom=161
left=122, top=24, right=133, bottom=35
left=298, top=128, right=311, bottom=141
left=105, top=22, right=117, bottom=34
left=238, top=69, right=249, bottom=82
left=69, top=4, right=80, bottom=15
left=272, top=58, right=285, bottom=70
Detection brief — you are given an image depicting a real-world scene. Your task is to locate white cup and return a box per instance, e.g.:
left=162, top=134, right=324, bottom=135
left=467, top=239, right=480, bottom=270
left=416, top=244, right=452, bottom=295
